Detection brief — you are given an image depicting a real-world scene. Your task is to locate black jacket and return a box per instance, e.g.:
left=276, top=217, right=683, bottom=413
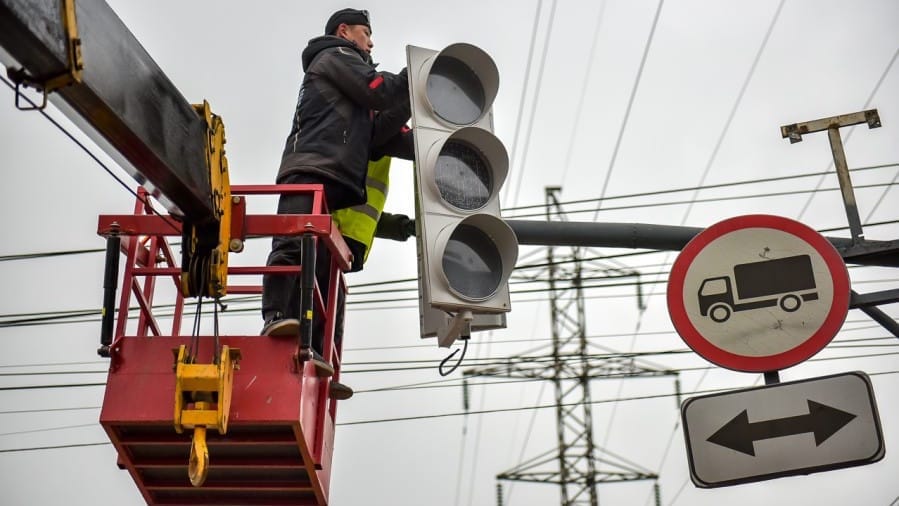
left=278, top=36, right=409, bottom=209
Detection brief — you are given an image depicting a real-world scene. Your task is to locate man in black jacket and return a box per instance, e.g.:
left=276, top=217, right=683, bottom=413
left=261, top=8, right=409, bottom=394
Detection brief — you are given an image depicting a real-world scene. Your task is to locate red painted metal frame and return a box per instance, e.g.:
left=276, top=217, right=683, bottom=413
left=98, top=185, right=350, bottom=506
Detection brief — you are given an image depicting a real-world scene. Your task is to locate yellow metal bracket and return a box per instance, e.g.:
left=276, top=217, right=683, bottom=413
left=9, top=0, right=84, bottom=110
left=179, top=101, right=232, bottom=298
left=173, top=344, right=241, bottom=486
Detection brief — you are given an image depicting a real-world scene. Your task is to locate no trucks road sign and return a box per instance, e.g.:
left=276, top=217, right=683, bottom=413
left=667, top=215, right=850, bottom=372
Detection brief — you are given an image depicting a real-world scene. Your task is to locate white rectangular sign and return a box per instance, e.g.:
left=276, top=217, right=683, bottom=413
left=681, top=371, right=884, bottom=488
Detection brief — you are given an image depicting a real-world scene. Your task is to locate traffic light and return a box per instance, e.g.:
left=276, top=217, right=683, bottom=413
left=406, top=43, right=518, bottom=346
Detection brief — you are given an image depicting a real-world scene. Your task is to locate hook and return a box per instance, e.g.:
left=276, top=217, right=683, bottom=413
left=189, top=425, right=209, bottom=487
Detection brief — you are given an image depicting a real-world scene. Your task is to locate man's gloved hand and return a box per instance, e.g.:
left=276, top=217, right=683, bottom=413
left=402, top=216, right=416, bottom=238
left=375, top=212, right=415, bottom=241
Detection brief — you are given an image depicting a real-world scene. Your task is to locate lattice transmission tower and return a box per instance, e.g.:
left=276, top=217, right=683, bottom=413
left=468, top=187, right=677, bottom=506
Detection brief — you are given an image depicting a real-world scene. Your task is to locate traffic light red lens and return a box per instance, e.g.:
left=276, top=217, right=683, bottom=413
left=443, top=224, right=503, bottom=299
left=427, top=56, right=486, bottom=125
left=435, top=140, right=491, bottom=210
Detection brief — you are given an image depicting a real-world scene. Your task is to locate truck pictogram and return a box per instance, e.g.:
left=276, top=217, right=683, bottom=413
left=697, top=254, right=819, bottom=323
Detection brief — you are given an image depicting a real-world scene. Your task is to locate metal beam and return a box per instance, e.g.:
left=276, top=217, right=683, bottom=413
left=850, top=289, right=899, bottom=308
left=780, top=109, right=882, bottom=244
left=506, top=220, right=899, bottom=268
left=0, top=0, right=214, bottom=223
left=851, top=290, right=899, bottom=339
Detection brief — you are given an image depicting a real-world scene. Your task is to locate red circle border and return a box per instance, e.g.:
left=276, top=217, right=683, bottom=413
left=666, top=215, right=850, bottom=372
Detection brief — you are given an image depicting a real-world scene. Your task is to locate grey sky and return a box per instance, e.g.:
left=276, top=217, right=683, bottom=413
left=0, top=1, right=897, bottom=505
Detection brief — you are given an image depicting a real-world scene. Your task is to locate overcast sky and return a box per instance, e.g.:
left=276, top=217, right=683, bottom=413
left=1, top=1, right=897, bottom=505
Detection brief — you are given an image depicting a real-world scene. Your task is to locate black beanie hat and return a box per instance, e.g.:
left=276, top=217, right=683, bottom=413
left=325, top=8, right=371, bottom=35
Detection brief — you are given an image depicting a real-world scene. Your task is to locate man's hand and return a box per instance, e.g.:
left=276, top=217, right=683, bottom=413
left=402, top=216, right=416, bottom=238
left=375, top=212, right=415, bottom=241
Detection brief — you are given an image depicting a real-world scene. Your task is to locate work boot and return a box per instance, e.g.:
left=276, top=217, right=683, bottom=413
left=310, top=350, right=335, bottom=377
left=329, top=380, right=354, bottom=400
left=260, top=317, right=300, bottom=337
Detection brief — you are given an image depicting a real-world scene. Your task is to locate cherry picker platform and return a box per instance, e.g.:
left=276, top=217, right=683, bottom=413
left=98, top=185, right=349, bottom=506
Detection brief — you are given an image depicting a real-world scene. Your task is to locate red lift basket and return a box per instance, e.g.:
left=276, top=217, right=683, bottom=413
left=98, top=185, right=350, bottom=506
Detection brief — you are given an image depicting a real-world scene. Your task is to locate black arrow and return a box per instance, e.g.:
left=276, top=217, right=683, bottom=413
left=707, top=400, right=857, bottom=456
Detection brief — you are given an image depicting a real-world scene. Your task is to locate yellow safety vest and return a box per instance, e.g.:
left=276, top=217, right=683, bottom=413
left=332, top=156, right=391, bottom=263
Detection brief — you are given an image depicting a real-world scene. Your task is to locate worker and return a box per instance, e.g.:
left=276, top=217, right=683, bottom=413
left=323, top=127, right=415, bottom=401
left=261, top=7, right=410, bottom=399
left=334, top=127, right=415, bottom=273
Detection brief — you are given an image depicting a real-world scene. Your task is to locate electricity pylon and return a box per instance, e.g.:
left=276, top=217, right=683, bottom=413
left=468, top=187, right=677, bottom=506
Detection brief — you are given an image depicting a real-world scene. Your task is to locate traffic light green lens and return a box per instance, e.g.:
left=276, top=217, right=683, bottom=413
left=435, top=140, right=491, bottom=210
left=427, top=56, right=486, bottom=125
left=443, top=224, right=503, bottom=299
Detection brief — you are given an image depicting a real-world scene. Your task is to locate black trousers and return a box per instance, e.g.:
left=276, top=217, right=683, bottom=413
left=262, top=173, right=355, bottom=352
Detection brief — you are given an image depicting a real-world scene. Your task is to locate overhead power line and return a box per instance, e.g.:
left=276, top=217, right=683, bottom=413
left=0, top=441, right=110, bottom=454
left=508, top=0, right=559, bottom=208
left=1, top=163, right=895, bottom=266
left=504, top=162, right=898, bottom=214
left=501, top=0, right=544, bottom=208
left=678, top=0, right=785, bottom=226
left=338, top=369, right=899, bottom=427
left=0, top=75, right=180, bottom=234
left=592, top=0, right=665, bottom=220
left=6, top=368, right=896, bottom=448
left=510, top=182, right=896, bottom=220
left=0, top=247, right=106, bottom=262
left=797, top=46, right=899, bottom=222
left=1, top=272, right=894, bottom=326
left=4, top=348, right=895, bottom=393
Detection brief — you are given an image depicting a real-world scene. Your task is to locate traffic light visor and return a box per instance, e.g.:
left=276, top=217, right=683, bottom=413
left=427, top=126, right=508, bottom=212
left=438, top=214, right=517, bottom=302
left=424, top=43, right=499, bottom=126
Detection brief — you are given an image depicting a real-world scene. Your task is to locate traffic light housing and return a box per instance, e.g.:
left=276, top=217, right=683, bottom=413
left=407, top=43, right=518, bottom=345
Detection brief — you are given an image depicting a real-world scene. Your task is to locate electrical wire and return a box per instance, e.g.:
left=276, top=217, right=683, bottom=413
left=0, top=333, right=889, bottom=384
left=864, top=164, right=899, bottom=224
left=0, top=423, right=97, bottom=438
left=1, top=271, right=894, bottom=326
left=591, top=0, right=665, bottom=221
left=505, top=163, right=899, bottom=214
left=2, top=363, right=895, bottom=454
left=0, top=406, right=99, bottom=415
left=0, top=442, right=110, bottom=454
left=676, top=0, right=785, bottom=227
left=796, top=46, right=899, bottom=223
left=2, top=65, right=896, bottom=493
left=3, top=346, right=893, bottom=395
left=0, top=247, right=105, bottom=262
left=0, top=383, right=105, bottom=391
left=0, top=75, right=180, bottom=234
left=15, top=370, right=898, bottom=453
left=500, top=0, right=544, bottom=208
left=1, top=17, right=894, bottom=506
left=0, top=163, right=893, bottom=271
left=508, top=0, right=559, bottom=208
left=509, top=181, right=896, bottom=220
left=336, top=369, right=899, bottom=427
left=664, top=42, right=896, bottom=496
left=557, top=0, right=608, bottom=189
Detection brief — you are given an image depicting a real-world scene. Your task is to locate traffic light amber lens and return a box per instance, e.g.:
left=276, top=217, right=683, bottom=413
left=427, top=56, right=486, bottom=125
left=443, top=225, right=503, bottom=299
left=435, top=140, right=491, bottom=210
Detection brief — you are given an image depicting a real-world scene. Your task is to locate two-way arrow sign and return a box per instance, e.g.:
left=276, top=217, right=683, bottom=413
left=707, top=400, right=856, bottom=456
left=682, top=372, right=884, bottom=488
